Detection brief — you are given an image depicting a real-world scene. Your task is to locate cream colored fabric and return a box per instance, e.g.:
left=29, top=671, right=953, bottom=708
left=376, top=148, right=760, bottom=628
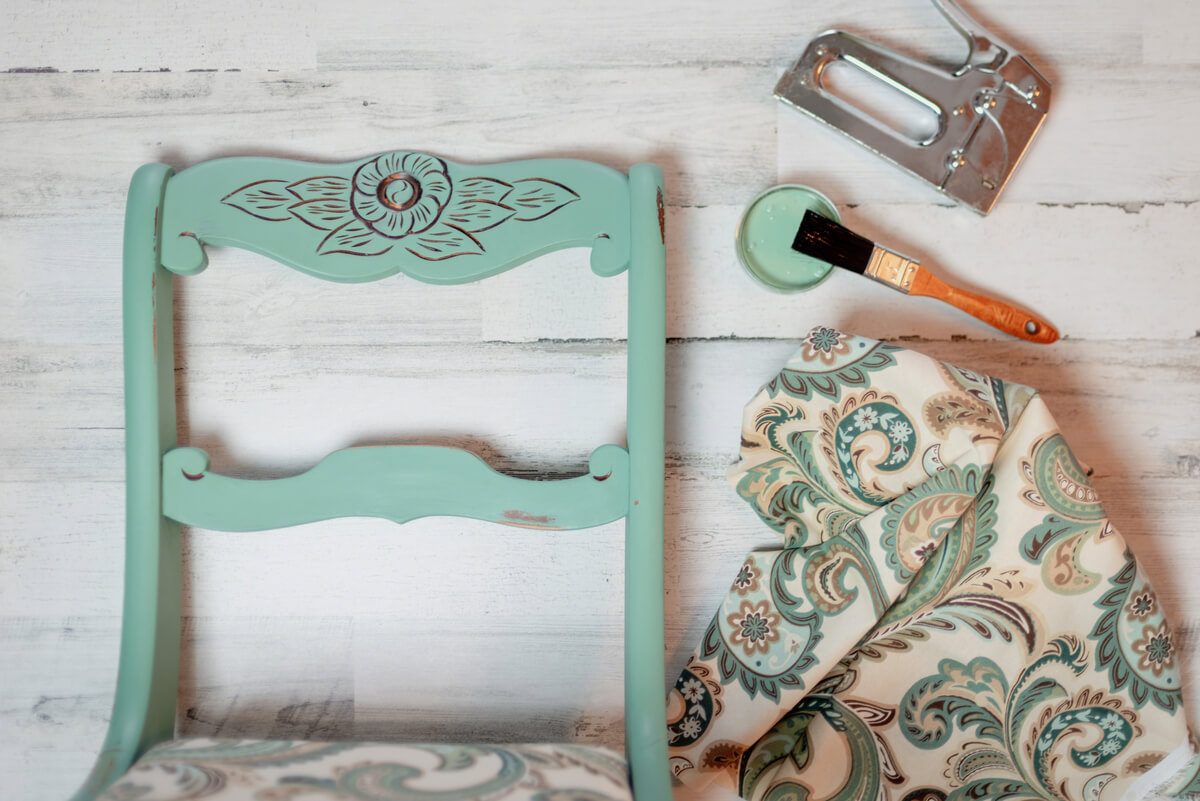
left=99, top=739, right=631, bottom=801
left=667, top=328, right=1199, bottom=801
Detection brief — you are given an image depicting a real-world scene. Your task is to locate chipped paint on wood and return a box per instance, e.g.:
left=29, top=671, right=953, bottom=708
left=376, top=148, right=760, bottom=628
left=502, top=509, right=556, bottom=526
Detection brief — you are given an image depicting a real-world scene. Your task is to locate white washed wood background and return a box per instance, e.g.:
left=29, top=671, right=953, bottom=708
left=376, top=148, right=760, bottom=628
left=2, top=2, right=1198, bottom=799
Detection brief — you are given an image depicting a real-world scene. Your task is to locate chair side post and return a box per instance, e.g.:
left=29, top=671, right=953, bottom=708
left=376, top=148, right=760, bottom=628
left=624, top=163, right=672, bottom=801
left=69, top=163, right=182, bottom=800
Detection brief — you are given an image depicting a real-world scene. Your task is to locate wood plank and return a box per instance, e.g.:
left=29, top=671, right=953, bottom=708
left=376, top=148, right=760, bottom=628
left=0, top=1, right=1163, bottom=74
left=4, top=63, right=1200, bottom=215
left=5, top=198, right=1200, bottom=350
left=0, top=66, right=776, bottom=213
left=657, top=202, right=1200, bottom=342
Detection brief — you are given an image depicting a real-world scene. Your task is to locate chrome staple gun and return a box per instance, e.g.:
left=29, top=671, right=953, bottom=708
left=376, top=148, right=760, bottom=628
left=775, top=0, right=1051, bottom=215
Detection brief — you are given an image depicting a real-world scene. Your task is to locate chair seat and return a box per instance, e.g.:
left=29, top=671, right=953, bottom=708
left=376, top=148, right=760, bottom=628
left=98, top=738, right=633, bottom=801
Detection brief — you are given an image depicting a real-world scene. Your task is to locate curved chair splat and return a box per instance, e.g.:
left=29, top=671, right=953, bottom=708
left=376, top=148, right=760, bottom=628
left=162, top=445, right=630, bottom=532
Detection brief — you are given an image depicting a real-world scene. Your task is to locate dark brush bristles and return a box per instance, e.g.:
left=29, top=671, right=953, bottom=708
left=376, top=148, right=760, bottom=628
left=792, top=210, right=875, bottom=274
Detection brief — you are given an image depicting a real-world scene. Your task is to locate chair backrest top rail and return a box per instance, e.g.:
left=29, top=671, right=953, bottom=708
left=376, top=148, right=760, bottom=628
left=158, top=154, right=633, bottom=285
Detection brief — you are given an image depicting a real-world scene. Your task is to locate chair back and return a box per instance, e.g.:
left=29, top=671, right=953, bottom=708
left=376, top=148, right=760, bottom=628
left=71, top=152, right=669, bottom=801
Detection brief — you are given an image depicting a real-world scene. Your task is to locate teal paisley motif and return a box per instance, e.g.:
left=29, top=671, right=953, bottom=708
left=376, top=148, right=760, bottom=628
left=668, top=667, right=719, bottom=747
left=1018, top=434, right=1108, bottom=596
left=700, top=549, right=823, bottom=701
left=878, top=464, right=990, bottom=586
left=733, top=382, right=922, bottom=549
left=761, top=782, right=811, bottom=801
left=834, top=400, right=918, bottom=506
left=765, top=330, right=901, bottom=403
left=902, top=656, right=1008, bottom=749
left=901, top=789, right=948, bottom=801
left=946, top=779, right=1039, bottom=801
left=734, top=406, right=869, bottom=547
left=901, top=638, right=1144, bottom=801
left=740, top=691, right=899, bottom=801
left=921, top=363, right=1010, bottom=443
left=855, top=469, right=1036, bottom=662
left=1025, top=434, right=1103, bottom=521
left=801, top=522, right=889, bottom=618
left=333, top=745, right=526, bottom=801
left=1089, top=552, right=1182, bottom=712
left=1033, top=706, right=1133, bottom=772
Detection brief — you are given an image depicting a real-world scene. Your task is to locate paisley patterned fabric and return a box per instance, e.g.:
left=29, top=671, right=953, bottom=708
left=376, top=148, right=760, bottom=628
left=98, top=739, right=631, bottom=801
left=668, top=327, right=1200, bottom=801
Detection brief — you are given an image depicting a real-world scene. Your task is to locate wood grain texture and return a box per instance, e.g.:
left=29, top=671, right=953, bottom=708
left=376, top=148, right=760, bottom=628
left=2, top=1, right=1199, bottom=800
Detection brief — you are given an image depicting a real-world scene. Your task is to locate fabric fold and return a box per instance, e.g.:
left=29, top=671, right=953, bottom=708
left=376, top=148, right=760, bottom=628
left=667, top=327, right=1198, bottom=801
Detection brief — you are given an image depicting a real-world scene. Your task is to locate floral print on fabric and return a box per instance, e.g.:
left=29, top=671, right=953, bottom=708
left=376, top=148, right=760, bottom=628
left=765, top=331, right=902, bottom=403
left=668, top=660, right=723, bottom=748
left=670, top=327, right=1197, bottom=801
left=1090, top=554, right=1183, bottom=713
left=99, top=739, right=632, bottom=801
left=699, top=549, right=824, bottom=701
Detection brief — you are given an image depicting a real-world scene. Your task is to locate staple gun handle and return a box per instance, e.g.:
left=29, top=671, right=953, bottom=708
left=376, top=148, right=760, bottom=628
left=932, top=0, right=1010, bottom=73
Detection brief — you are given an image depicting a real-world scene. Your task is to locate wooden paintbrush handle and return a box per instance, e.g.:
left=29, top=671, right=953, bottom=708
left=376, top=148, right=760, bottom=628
left=908, top=269, right=1059, bottom=344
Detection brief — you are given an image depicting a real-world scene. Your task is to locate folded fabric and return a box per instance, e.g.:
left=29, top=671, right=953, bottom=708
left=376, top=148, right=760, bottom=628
left=667, top=327, right=1198, bottom=801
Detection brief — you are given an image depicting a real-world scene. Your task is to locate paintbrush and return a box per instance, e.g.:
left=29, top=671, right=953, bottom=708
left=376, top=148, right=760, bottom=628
left=792, top=210, right=1058, bottom=344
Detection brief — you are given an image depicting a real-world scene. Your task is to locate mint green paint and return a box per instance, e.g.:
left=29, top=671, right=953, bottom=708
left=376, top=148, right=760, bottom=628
left=624, top=164, right=671, bottom=801
left=735, top=184, right=841, bottom=292
left=68, top=164, right=181, bottom=801
left=72, top=155, right=670, bottom=801
left=162, top=445, right=630, bottom=531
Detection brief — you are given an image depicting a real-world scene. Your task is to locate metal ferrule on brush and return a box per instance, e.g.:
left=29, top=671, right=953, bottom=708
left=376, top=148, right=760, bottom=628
left=865, top=247, right=920, bottom=293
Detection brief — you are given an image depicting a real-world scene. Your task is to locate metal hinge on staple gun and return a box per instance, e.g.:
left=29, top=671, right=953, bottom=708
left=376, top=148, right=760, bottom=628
left=775, top=0, right=1051, bottom=215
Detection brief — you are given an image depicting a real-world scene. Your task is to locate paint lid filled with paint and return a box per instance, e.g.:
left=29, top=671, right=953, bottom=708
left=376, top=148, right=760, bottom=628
left=735, top=184, right=841, bottom=292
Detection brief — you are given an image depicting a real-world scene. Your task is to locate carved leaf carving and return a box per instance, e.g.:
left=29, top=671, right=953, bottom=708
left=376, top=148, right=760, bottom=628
left=288, top=198, right=353, bottom=231
left=455, top=177, right=513, bottom=203
left=406, top=224, right=485, bottom=260
left=317, top=220, right=394, bottom=256
left=287, top=176, right=351, bottom=201
left=443, top=198, right=516, bottom=233
left=508, top=179, right=580, bottom=221
left=221, top=180, right=294, bottom=221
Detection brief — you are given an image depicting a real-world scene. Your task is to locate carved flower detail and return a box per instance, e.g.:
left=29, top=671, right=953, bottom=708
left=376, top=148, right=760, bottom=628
left=350, top=152, right=452, bottom=238
left=221, top=151, right=580, bottom=262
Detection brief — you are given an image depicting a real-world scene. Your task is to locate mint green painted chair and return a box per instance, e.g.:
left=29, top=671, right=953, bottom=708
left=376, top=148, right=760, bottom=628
left=72, top=153, right=670, bottom=801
